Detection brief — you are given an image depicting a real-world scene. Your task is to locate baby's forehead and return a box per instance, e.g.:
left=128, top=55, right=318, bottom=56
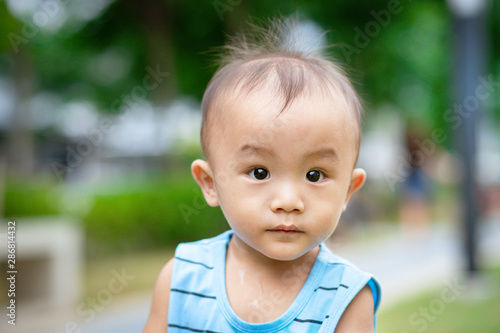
left=215, top=89, right=355, bottom=148
left=219, top=80, right=358, bottom=132
left=207, top=89, right=360, bottom=168
left=206, top=86, right=357, bottom=150
left=226, top=85, right=338, bottom=115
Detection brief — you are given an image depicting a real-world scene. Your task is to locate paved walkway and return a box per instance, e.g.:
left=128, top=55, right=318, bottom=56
left=7, top=217, right=500, bottom=333
left=329, top=217, right=500, bottom=308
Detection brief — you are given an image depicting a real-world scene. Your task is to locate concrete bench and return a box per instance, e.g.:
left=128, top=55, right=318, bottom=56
left=0, top=216, right=83, bottom=310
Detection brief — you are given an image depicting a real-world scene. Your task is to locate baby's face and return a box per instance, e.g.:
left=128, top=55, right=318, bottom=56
left=201, top=90, right=364, bottom=261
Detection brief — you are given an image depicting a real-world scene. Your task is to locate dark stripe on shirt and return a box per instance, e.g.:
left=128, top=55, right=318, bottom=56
left=171, top=288, right=216, bottom=299
left=315, top=284, right=349, bottom=292
left=168, top=323, right=222, bottom=333
left=294, top=318, right=323, bottom=324
left=175, top=257, right=214, bottom=269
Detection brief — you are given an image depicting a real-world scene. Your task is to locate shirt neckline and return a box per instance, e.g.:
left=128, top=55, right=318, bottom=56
left=215, top=230, right=327, bottom=333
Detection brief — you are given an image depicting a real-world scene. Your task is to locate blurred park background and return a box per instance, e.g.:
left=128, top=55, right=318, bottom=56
left=0, top=0, right=499, bottom=332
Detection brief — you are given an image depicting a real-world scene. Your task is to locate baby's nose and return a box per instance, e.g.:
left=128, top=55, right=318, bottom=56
left=270, top=181, right=305, bottom=213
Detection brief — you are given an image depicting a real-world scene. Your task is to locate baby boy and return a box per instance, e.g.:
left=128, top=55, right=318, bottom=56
left=143, top=18, right=381, bottom=332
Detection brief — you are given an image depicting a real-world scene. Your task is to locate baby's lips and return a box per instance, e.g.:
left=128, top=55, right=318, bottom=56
left=267, top=224, right=302, bottom=232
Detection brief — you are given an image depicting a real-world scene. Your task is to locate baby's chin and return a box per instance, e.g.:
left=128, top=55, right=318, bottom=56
left=257, top=243, right=319, bottom=263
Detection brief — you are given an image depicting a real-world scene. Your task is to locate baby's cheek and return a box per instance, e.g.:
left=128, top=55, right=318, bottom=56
left=316, top=203, right=343, bottom=228
left=236, top=198, right=262, bottom=221
left=222, top=197, right=256, bottom=224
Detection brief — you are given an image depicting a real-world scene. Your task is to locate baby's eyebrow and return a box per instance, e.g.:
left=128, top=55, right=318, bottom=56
left=238, top=144, right=273, bottom=157
left=238, top=144, right=338, bottom=163
left=306, top=148, right=338, bottom=162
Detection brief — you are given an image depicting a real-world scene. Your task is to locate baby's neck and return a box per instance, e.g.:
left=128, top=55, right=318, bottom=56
left=224, top=235, right=320, bottom=323
left=228, top=235, right=319, bottom=276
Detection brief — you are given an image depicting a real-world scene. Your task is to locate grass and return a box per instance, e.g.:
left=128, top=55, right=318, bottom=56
left=378, top=265, right=500, bottom=333
left=84, top=249, right=174, bottom=301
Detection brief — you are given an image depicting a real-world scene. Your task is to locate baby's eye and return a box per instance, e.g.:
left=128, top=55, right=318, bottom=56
left=306, top=170, right=324, bottom=182
left=250, top=168, right=270, bottom=180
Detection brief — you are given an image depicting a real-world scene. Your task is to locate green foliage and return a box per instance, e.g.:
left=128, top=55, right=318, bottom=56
left=378, top=265, right=500, bottom=333
left=0, top=2, right=22, bottom=53
left=3, top=171, right=228, bottom=257
left=83, top=172, right=228, bottom=256
left=3, top=178, right=61, bottom=218
left=3, top=0, right=498, bottom=127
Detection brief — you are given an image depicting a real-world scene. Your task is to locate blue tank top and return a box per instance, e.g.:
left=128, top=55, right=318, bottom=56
left=168, top=230, right=381, bottom=332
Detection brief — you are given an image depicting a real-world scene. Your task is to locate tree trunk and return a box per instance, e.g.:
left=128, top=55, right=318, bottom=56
left=7, top=49, right=36, bottom=178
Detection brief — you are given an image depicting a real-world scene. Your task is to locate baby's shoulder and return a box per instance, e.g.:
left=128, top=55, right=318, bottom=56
left=315, top=245, right=379, bottom=297
left=142, top=257, right=174, bottom=332
left=318, top=244, right=369, bottom=277
left=319, top=244, right=358, bottom=266
left=316, top=244, right=382, bottom=310
left=173, top=231, right=231, bottom=269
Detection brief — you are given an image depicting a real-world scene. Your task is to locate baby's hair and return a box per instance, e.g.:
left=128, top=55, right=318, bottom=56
left=201, top=16, right=363, bottom=162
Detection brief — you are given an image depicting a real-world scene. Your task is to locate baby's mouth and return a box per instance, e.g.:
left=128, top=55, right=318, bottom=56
left=267, top=224, right=303, bottom=233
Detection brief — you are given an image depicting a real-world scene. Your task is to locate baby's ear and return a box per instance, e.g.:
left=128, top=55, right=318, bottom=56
left=342, top=168, right=366, bottom=212
left=191, top=159, right=219, bottom=207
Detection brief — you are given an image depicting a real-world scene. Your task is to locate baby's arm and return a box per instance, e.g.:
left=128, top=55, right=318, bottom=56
left=142, top=258, right=174, bottom=333
left=334, top=285, right=374, bottom=333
